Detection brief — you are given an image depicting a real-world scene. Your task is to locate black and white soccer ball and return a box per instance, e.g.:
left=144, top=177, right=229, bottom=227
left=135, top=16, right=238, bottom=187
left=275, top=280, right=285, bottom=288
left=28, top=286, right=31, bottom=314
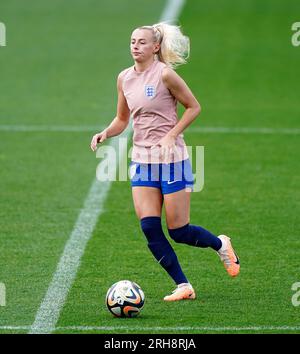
left=106, top=280, right=145, bottom=318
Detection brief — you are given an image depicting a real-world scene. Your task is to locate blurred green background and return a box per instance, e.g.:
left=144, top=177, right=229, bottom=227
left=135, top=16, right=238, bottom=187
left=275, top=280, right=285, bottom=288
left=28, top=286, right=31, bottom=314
left=0, top=0, right=299, bottom=333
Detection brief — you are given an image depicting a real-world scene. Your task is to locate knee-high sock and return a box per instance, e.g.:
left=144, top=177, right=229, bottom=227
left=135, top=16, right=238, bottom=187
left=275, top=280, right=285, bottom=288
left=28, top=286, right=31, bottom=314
left=140, top=216, right=188, bottom=285
left=168, top=223, right=222, bottom=251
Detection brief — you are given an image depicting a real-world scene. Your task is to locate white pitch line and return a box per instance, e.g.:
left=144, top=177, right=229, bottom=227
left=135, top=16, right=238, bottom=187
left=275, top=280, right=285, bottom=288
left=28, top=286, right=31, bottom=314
left=0, top=124, right=104, bottom=132
left=189, top=126, right=300, bottom=135
left=55, top=325, right=300, bottom=332
left=0, top=326, right=31, bottom=331
left=0, top=125, right=300, bottom=135
left=29, top=0, right=187, bottom=335
left=1, top=124, right=300, bottom=135
left=29, top=128, right=131, bottom=334
left=1, top=325, right=300, bottom=332
left=160, top=0, right=186, bottom=23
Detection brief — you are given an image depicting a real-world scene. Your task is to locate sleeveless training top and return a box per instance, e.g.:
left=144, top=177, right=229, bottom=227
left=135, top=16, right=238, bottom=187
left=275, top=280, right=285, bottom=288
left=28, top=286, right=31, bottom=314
left=119, top=58, right=189, bottom=164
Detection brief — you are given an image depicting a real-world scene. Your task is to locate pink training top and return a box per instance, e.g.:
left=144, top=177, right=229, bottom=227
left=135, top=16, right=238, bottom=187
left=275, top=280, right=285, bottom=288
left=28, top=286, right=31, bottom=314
left=119, top=58, right=189, bottom=164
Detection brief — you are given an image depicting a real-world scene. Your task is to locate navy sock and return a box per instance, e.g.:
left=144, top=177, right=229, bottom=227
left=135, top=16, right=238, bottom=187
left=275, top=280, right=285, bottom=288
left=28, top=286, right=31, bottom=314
left=140, top=216, right=188, bottom=285
left=168, top=223, right=222, bottom=251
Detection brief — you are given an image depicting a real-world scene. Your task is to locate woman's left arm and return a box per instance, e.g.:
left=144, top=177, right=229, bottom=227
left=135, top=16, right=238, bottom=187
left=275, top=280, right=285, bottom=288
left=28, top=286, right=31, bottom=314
left=162, top=67, right=201, bottom=138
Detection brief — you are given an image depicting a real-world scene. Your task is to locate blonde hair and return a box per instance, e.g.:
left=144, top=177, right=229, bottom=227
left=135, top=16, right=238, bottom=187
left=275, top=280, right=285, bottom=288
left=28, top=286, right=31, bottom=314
left=138, top=22, right=190, bottom=69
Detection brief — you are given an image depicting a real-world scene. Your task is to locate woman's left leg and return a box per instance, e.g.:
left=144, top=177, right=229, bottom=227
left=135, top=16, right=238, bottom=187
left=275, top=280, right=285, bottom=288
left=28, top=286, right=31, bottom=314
left=164, top=189, right=222, bottom=251
left=164, top=188, right=240, bottom=277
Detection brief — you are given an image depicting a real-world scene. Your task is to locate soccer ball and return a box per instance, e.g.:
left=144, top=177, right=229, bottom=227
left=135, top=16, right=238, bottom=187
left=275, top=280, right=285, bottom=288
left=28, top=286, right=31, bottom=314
left=106, top=280, right=145, bottom=318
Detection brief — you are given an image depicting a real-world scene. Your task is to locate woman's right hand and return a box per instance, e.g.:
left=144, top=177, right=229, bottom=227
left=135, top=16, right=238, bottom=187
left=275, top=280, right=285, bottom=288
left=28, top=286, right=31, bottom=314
left=90, top=130, right=108, bottom=151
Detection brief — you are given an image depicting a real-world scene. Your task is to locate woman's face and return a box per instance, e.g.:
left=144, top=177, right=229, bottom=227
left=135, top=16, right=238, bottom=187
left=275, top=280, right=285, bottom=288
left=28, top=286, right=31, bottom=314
left=130, top=28, right=160, bottom=62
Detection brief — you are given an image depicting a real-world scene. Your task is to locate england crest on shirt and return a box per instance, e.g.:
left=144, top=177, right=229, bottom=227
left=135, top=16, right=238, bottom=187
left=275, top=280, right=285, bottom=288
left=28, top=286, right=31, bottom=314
left=145, top=85, right=156, bottom=99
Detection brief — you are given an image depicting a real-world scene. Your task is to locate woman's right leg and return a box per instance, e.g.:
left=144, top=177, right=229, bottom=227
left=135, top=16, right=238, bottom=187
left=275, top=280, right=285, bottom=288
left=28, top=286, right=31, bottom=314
left=131, top=186, right=163, bottom=219
left=132, top=186, right=189, bottom=287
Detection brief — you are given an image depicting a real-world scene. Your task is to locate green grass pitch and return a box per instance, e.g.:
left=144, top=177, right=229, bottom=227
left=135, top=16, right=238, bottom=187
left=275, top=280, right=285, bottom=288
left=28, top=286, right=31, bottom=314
left=0, top=0, right=299, bottom=334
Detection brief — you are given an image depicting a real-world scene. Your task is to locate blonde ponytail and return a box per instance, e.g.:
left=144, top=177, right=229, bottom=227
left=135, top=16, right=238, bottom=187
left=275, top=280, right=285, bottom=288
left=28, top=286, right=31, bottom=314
left=139, top=22, right=190, bottom=69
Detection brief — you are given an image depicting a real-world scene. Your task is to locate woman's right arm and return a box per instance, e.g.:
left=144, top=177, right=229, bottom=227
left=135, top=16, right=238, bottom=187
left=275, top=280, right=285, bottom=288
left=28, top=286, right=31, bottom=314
left=90, top=74, right=130, bottom=151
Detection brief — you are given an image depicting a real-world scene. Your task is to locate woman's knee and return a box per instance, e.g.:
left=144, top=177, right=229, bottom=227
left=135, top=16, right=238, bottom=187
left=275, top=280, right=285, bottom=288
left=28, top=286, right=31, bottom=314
left=168, top=223, right=190, bottom=243
left=166, top=213, right=189, bottom=230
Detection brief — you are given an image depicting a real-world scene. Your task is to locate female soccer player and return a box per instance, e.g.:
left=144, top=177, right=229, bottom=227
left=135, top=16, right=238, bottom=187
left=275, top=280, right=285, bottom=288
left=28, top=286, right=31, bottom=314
left=91, top=23, right=240, bottom=301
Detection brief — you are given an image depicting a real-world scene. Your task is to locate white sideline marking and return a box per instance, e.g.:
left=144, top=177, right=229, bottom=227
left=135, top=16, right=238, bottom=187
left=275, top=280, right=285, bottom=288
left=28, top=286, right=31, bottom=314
left=29, top=128, right=131, bottom=334
left=29, top=0, right=186, bottom=335
left=1, top=325, right=300, bottom=332
left=189, top=126, right=300, bottom=135
left=0, top=326, right=30, bottom=331
left=1, top=124, right=299, bottom=135
left=0, top=124, right=103, bottom=132
left=160, top=0, right=186, bottom=22
left=56, top=325, right=300, bottom=332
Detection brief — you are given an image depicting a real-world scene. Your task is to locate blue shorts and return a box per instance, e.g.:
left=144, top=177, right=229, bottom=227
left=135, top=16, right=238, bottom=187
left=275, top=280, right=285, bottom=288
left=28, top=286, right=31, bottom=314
left=129, top=159, right=194, bottom=194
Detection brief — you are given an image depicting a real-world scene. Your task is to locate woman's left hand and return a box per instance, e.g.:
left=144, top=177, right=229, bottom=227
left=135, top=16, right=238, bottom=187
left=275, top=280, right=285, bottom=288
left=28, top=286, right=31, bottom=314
left=152, top=133, right=178, bottom=160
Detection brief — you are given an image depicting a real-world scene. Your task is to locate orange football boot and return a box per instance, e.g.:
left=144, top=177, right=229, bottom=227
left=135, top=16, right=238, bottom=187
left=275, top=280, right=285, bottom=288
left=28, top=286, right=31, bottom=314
left=163, top=283, right=196, bottom=301
left=217, top=235, right=240, bottom=277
